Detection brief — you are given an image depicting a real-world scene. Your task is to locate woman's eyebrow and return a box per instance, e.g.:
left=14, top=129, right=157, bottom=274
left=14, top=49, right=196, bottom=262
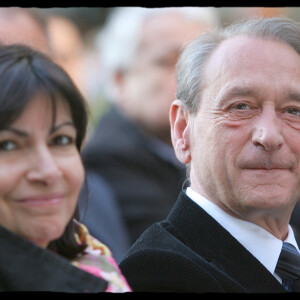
left=50, top=121, right=75, bottom=134
left=1, top=128, right=29, bottom=137
left=1, top=121, right=75, bottom=136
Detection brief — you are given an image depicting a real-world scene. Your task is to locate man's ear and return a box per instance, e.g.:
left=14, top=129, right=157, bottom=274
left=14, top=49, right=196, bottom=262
left=170, top=99, right=191, bottom=164
left=113, top=71, right=125, bottom=102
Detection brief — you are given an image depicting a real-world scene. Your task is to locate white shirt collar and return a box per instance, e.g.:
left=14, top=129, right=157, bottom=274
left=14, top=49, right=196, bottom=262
left=186, top=187, right=299, bottom=280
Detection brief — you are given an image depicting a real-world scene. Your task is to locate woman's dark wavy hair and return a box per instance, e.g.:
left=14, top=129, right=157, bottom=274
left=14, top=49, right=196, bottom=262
left=0, top=44, right=88, bottom=259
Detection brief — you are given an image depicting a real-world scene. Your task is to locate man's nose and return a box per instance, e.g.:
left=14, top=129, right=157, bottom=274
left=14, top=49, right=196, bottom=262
left=251, top=108, right=284, bottom=151
left=26, top=145, right=62, bottom=185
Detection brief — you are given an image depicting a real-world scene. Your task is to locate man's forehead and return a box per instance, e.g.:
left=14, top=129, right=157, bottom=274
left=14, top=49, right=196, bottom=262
left=203, top=36, right=300, bottom=84
left=206, top=35, right=299, bottom=67
left=205, top=36, right=257, bottom=70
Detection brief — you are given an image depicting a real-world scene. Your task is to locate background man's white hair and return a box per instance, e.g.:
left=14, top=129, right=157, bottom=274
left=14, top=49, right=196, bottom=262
left=95, top=7, right=219, bottom=101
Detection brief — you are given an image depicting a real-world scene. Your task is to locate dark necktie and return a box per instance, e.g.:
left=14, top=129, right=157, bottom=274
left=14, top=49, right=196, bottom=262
left=275, top=242, right=300, bottom=292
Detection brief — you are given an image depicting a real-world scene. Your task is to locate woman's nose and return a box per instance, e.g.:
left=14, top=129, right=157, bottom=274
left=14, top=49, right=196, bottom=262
left=25, top=145, right=62, bottom=186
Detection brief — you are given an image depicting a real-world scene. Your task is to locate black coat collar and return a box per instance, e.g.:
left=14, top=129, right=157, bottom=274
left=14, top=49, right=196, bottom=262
left=167, top=191, right=285, bottom=293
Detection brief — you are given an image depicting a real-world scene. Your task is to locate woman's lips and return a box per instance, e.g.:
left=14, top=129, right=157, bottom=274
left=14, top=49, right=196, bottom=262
left=17, top=194, right=65, bottom=207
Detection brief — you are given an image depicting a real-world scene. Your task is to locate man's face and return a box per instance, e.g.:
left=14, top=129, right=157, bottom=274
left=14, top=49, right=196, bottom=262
left=118, top=12, right=208, bottom=144
left=188, top=36, right=300, bottom=226
left=0, top=9, right=50, bottom=56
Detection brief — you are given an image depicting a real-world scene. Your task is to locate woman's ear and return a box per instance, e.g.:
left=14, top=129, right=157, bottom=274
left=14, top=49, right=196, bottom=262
left=170, top=99, right=191, bottom=164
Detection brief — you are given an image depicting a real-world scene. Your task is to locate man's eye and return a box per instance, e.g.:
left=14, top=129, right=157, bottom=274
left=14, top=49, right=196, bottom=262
left=0, top=140, right=16, bottom=151
left=232, top=103, right=250, bottom=110
left=286, top=108, right=300, bottom=116
left=154, top=55, right=178, bottom=69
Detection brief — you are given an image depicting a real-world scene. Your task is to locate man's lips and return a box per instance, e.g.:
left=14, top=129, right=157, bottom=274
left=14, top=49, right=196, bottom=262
left=237, top=157, right=296, bottom=171
left=240, top=166, right=294, bottom=172
left=244, top=167, right=290, bottom=170
left=236, top=145, right=297, bottom=171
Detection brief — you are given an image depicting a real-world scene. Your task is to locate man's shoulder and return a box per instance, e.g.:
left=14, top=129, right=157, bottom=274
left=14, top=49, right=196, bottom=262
left=87, top=109, right=135, bottom=148
left=119, top=193, right=241, bottom=293
left=119, top=192, right=285, bottom=293
left=83, top=108, right=151, bottom=160
left=119, top=221, right=228, bottom=293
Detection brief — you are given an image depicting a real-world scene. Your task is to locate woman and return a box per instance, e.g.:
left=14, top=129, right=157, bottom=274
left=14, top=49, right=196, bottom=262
left=0, top=44, right=131, bottom=292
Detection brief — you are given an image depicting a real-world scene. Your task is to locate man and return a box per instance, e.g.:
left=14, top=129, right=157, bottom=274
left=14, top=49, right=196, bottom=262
left=0, top=7, right=49, bottom=55
left=82, top=7, right=219, bottom=246
left=119, top=16, right=300, bottom=293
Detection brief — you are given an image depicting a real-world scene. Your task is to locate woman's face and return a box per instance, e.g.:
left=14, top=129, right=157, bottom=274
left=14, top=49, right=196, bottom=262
left=0, top=93, right=84, bottom=248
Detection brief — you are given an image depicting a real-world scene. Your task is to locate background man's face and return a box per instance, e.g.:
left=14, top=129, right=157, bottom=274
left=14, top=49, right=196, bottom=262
left=118, top=12, right=208, bottom=144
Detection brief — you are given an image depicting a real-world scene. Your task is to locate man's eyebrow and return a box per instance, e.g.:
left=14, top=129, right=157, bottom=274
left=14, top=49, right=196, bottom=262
left=50, top=121, right=75, bottom=134
left=217, top=86, right=257, bottom=106
left=288, top=90, right=300, bottom=102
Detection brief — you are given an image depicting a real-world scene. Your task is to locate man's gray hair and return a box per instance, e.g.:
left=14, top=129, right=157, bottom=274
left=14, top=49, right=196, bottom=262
left=176, top=16, right=300, bottom=113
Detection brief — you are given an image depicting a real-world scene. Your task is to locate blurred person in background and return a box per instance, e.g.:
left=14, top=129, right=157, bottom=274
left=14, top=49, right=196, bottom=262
left=81, top=7, right=220, bottom=248
left=46, top=14, right=85, bottom=96
left=44, top=12, right=106, bottom=128
left=0, top=7, right=49, bottom=55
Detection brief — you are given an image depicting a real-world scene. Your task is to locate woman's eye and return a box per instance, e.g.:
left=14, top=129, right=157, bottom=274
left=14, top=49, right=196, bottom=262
left=52, top=135, right=74, bottom=146
left=286, top=107, right=300, bottom=116
left=231, top=103, right=250, bottom=110
left=0, top=140, right=16, bottom=151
